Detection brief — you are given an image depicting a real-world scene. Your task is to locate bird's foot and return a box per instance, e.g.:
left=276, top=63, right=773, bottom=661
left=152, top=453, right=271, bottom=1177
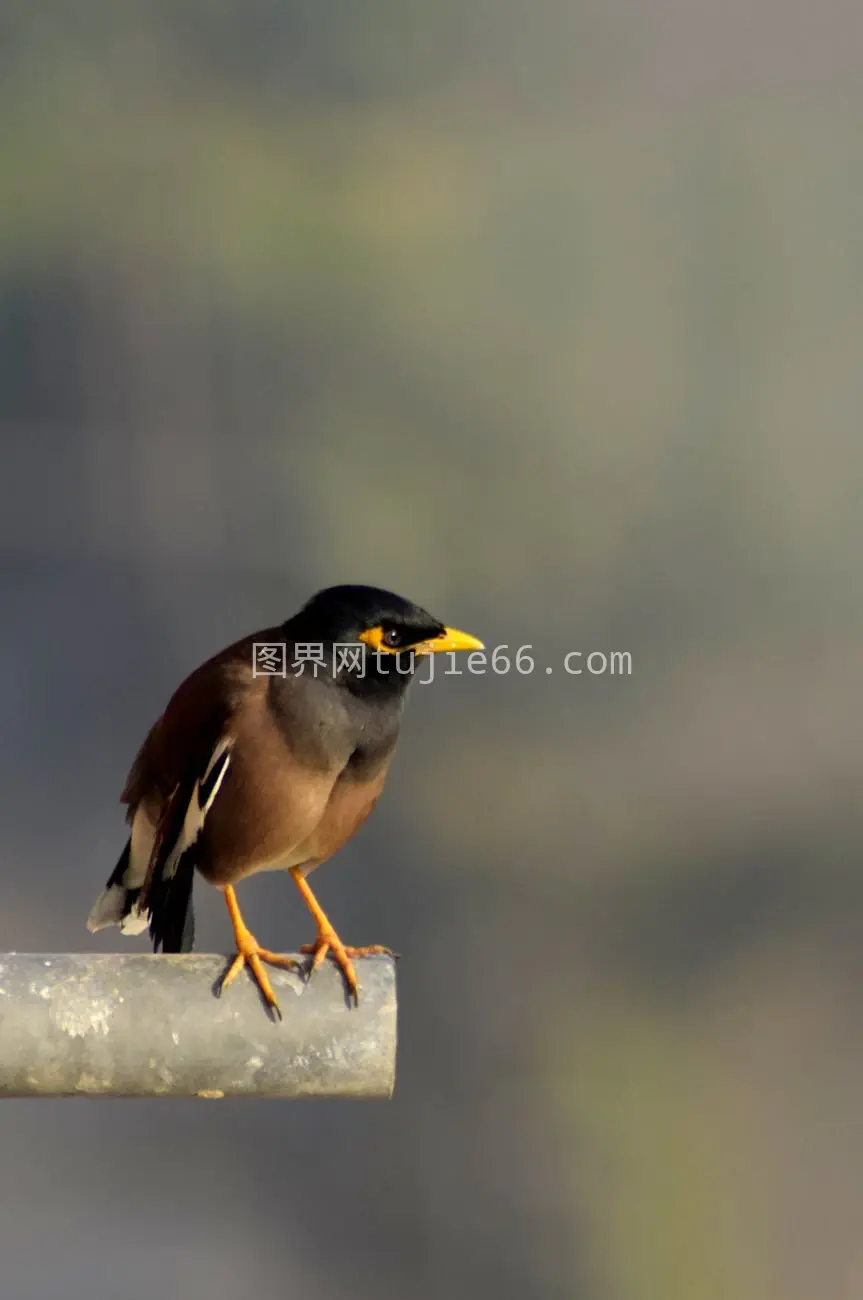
left=300, top=930, right=393, bottom=1005
left=217, top=927, right=299, bottom=1021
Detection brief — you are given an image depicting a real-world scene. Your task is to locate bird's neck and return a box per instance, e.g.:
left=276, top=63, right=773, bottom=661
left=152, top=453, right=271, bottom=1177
left=342, top=655, right=416, bottom=701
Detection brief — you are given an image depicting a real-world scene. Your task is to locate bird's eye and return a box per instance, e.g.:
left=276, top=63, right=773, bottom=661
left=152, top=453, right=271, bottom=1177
left=382, top=627, right=402, bottom=648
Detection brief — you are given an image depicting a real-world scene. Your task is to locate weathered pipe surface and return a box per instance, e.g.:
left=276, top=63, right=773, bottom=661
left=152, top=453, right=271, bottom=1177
left=0, top=953, right=396, bottom=1099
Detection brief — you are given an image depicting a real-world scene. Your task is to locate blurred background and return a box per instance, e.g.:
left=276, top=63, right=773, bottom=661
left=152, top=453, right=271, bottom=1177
left=1, top=3, right=862, bottom=1297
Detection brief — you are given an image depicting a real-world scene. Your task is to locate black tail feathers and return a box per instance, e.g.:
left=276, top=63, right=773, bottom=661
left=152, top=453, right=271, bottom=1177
left=147, top=848, right=196, bottom=954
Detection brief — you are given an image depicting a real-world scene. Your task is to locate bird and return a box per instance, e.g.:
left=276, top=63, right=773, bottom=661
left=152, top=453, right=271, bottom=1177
left=87, top=584, right=483, bottom=1018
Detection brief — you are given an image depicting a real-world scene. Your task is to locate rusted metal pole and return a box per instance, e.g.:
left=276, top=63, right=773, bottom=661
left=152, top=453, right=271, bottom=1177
left=0, top=953, right=396, bottom=1099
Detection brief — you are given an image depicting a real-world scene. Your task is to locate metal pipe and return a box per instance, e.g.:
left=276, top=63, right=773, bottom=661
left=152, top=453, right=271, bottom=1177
left=0, top=953, right=396, bottom=1099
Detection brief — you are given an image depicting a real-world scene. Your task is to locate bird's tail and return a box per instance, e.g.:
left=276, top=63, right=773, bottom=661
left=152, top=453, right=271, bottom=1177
left=87, top=839, right=149, bottom=937
left=87, top=837, right=196, bottom=953
left=146, top=843, right=197, bottom=954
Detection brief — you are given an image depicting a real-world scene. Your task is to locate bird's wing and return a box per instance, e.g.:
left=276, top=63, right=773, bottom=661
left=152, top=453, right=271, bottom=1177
left=132, top=635, right=275, bottom=949
left=92, top=631, right=271, bottom=950
left=121, top=635, right=263, bottom=810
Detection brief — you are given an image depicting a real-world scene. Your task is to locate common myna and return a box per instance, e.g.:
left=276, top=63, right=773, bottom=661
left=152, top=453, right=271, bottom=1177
left=88, top=585, right=483, bottom=1017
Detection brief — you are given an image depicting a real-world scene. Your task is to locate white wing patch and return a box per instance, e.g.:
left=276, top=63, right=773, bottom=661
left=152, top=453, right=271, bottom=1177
left=199, top=739, right=233, bottom=814
left=161, top=739, right=233, bottom=881
left=88, top=740, right=233, bottom=937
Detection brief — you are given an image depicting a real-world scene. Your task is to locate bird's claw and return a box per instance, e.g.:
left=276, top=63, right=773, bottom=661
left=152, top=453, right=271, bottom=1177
left=299, top=935, right=392, bottom=1005
left=217, top=933, right=299, bottom=1019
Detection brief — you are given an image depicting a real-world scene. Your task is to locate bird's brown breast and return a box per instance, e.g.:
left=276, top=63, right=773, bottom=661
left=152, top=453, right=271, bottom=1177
left=194, top=672, right=399, bottom=886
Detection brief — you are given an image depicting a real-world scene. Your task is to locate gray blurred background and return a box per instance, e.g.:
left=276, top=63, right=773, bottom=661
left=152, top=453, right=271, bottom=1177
left=1, top=3, right=863, bottom=1298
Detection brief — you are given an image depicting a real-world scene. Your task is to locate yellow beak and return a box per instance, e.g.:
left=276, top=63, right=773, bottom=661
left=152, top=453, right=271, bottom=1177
left=413, top=626, right=485, bottom=655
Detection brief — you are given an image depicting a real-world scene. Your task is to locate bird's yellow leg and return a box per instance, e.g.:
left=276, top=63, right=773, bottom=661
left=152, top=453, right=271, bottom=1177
left=217, top=884, right=298, bottom=1020
left=290, top=867, right=392, bottom=1006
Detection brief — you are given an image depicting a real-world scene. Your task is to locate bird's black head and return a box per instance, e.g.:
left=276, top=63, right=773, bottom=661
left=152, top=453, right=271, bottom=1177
left=297, top=585, right=445, bottom=649
left=286, top=584, right=483, bottom=696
